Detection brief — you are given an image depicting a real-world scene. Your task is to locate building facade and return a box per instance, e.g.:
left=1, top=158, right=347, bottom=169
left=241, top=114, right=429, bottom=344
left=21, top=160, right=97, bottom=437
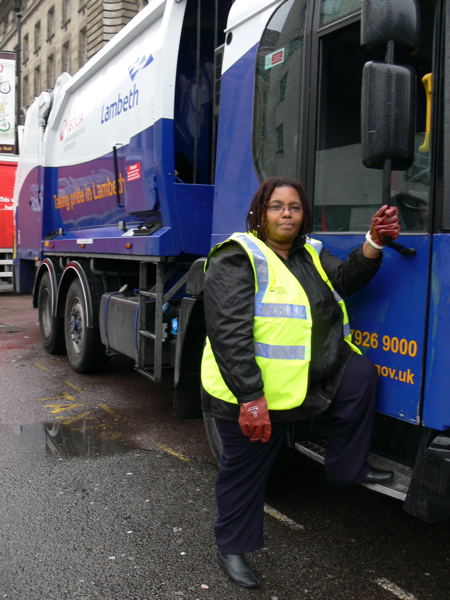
left=0, top=0, right=149, bottom=121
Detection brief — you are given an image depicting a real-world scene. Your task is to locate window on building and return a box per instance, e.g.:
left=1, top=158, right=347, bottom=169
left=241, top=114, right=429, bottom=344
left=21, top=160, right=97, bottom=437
left=34, top=21, right=41, bottom=52
left=47, top=6, right=55, bottom=40
left=62, top=0, right=71, bottom=24
left=22, top=75, right=29, bottom=106
left=34, top=65, right=41, bottom=98
left=62, top=40, right=71, bottom=73
left=276, top=124, right=284, bottom=154
left=47, top=54, right=54, bottom=88
left=279, top=72, right=288, bottom=102
left=78, top=28, right=87, bottom=68
left=320, top=0, right=360, bottom=26
left=23, top=33, right=29, bottom=62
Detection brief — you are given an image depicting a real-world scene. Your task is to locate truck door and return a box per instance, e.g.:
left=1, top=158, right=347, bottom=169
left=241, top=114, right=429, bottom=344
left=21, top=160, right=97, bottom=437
left=307, top=0, right=440, bottom=426
left=422, top=0, right=450, bottom=432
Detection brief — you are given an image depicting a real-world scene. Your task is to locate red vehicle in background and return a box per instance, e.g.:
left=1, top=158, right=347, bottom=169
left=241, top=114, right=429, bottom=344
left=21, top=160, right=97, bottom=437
left=0, top=156, right=17, bottom=285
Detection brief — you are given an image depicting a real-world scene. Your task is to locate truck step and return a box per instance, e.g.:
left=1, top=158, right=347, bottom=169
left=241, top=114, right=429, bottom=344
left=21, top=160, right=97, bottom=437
left=139, top=329, right=156, bottom=341
left=294, top=441, right=411, bottom=500
left=136, top=367, right=157, bottom=383
left=140, top=290, right=157, bottom=299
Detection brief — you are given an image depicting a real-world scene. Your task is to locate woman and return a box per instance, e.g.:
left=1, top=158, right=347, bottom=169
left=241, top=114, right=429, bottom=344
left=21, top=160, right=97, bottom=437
left=201, top=176, right=400, bottom=588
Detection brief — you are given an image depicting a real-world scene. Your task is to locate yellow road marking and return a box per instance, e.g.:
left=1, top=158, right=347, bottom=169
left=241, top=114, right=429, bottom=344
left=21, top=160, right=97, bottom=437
left=98, top=431, right=122, bottom=441
left=154, top=442, right=190, bottom=462
left=36, top=392, right=75, bottom=402
left=64, top=381, right=84, bottom=393
left=45, top=402, right=85, bottom=414
left=98, top=403, right=124, bottom=420
left=33, top=362, right=50, bottom=372
left=61, top=411, right=93, bottom=425
left=69, top=423, right=106, bottom=432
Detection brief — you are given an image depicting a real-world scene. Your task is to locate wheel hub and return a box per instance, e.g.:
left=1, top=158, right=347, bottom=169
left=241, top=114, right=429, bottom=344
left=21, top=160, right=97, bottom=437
left=69, top=301, right=84, bottom=350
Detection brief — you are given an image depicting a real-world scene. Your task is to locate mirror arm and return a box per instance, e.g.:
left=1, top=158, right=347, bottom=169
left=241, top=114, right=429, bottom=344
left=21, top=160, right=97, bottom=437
left=381, top=40, right=416, bottom=257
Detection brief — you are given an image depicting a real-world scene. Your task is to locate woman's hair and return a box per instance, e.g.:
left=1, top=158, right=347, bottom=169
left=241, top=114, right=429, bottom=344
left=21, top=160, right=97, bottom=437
left=246, top=176, right=312, bottom=244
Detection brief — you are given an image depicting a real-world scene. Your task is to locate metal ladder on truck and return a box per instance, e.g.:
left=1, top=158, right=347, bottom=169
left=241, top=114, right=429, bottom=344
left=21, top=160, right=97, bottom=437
left=136, top=259, right=190, bottom=382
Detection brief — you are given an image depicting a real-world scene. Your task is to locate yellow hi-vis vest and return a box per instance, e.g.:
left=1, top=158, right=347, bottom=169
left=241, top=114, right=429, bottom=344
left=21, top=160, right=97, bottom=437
left=201, top=232, right=361, bottom=411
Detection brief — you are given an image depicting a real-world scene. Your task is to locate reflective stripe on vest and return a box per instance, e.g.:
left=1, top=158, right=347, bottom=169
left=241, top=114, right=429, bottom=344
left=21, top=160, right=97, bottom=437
left=254, top=342, right=306, bottom=360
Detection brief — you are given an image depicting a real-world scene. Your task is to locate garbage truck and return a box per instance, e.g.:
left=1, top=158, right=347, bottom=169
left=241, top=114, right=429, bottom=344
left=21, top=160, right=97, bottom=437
left=14, top=0, right=450, bottom=522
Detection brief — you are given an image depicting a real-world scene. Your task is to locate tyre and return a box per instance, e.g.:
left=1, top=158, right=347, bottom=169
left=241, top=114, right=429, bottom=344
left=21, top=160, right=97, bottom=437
left=202, top=411, right=223, bottom=465
left=64, top=278, right=105, bottom=373
left=38, top=272, right=65, bottom=354
left=172, top=376, right=202, bottom=420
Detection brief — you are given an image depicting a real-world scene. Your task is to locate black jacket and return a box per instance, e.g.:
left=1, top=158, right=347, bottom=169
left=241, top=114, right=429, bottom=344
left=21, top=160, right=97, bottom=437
left=202, top=237, right=381, bottom=422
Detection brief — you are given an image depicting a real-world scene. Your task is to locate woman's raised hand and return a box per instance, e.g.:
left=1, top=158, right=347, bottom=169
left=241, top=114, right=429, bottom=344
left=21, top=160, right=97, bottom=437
left=369, top=205, right=401, bottom=246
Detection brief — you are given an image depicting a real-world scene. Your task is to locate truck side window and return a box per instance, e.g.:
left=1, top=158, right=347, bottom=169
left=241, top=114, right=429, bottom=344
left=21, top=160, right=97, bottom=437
left=313, top=1, right=435, bottom=233
left=253, top=0, right=308, bottom=181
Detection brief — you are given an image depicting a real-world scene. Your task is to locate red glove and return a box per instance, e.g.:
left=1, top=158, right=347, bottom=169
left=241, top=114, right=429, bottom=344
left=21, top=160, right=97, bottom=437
left=369, top=205, right=401, bottom=246
left=239, top=396, right=272, bottom=443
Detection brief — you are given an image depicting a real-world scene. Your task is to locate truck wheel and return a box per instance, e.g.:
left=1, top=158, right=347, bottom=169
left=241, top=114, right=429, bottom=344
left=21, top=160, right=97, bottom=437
left=38, top=271, right=65, bottom=354
left=202, top=411, right=223, bottom=465
left=64, top=278, right=105, bottom=373
left=172, top=377, right=202, bottom=419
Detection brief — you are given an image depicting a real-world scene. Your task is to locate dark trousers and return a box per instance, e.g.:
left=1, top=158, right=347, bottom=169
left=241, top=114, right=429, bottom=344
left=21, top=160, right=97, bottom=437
left=214, top=352, right=378, bottom=554
left=324, top=352, right=377, bottom=486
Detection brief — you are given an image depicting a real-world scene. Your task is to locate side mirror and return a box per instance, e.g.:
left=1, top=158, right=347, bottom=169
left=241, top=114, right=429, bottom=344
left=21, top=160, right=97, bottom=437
left=361, top=61, right=416, bottom=170
left=361, top=0, right=420, bottom=49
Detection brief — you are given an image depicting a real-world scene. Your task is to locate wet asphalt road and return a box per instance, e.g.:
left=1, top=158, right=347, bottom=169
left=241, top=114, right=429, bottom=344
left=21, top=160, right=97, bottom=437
left=0, top=290, right=449, bottom=600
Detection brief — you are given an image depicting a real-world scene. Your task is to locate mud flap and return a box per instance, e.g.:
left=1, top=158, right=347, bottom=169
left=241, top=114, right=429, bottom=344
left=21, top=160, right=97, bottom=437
left=404, top=431, right=450, bottom=522
left=172, top=297, right=205, bottom=419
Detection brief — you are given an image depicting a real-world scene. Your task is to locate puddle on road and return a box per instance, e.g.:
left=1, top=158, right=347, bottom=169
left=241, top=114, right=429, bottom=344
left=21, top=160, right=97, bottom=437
left=0, top=322, right=23, bottom=334
left=3, top=421, right=134, bottom=459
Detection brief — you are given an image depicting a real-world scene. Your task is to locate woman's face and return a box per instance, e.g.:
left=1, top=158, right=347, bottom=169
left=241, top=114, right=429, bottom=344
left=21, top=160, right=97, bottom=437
left=264, top=186, right=303, bottom=244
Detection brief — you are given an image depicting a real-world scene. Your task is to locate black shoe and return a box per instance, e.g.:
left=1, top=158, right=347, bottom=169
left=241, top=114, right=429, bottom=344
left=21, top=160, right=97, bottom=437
left=216, top=549, right=258, bottom=588
left=362, top=466, right=394, bottom=484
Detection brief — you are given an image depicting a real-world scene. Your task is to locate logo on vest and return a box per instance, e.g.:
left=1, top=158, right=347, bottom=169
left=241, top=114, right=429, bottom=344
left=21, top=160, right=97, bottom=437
left=269, top=285, right=287, bottom=294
